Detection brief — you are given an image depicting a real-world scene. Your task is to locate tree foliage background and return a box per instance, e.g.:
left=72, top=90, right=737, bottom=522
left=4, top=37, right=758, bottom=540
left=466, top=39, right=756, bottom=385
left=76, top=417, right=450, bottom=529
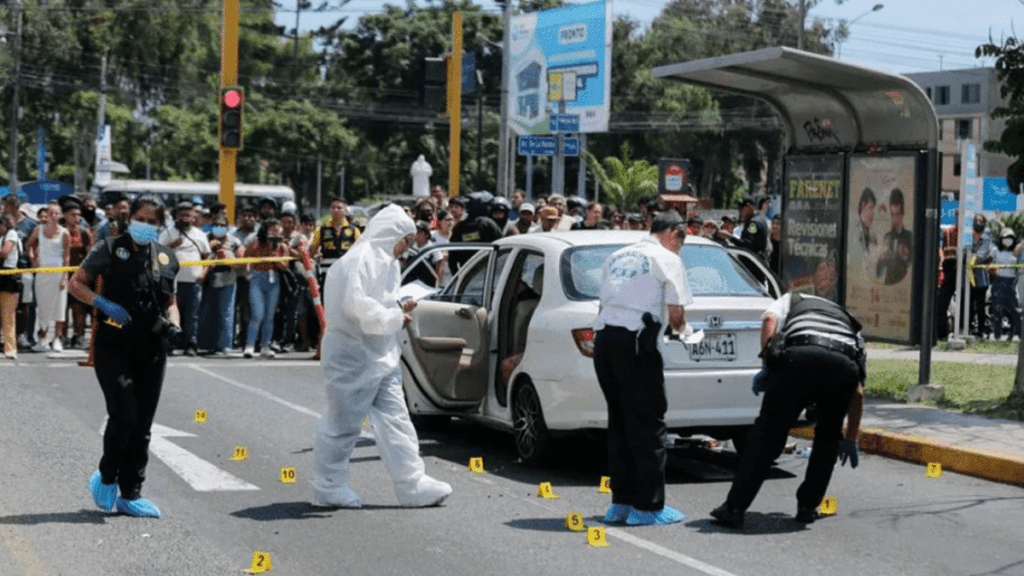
left=0, top=0, right=845, bottom=210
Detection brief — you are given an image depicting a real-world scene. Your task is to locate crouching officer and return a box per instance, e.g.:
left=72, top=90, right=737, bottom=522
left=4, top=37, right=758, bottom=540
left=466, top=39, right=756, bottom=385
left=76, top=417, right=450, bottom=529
left=69, top=194, right=182, bottom=518
left=710, top=292, right=866, bottom=529
left=593, top=211, right=693, bottom=526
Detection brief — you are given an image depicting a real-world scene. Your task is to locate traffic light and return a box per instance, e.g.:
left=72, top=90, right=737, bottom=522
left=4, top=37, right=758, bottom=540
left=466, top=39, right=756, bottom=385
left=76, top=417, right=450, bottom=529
left=421, top=57, right=447, bottom=112
left=219, top=86, right=244, bottom=150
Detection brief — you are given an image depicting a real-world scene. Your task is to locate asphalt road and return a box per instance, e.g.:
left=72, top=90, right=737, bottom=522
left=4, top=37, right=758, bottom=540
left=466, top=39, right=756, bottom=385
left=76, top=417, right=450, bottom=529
left=1, top=354, right=1022, bottom=576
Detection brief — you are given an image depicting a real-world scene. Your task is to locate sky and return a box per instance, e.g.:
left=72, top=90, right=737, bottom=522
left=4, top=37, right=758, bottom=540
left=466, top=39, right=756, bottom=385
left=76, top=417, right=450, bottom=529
left=276, top=0, right=1022, bottom=73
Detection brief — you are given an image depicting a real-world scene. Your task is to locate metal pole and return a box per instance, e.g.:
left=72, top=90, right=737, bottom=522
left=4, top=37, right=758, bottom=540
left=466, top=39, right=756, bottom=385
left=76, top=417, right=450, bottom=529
left=577, top=133, right=587, bottom=200
left=551, top=101, right=566, bottom=196
left=219, top=0, right=240, bottom=224
left=7, top=0, right=22, bottom=190
left=316, top=153, right=322, bottom=218
left=448, top=12, right=463, bottom=199
left=918, top=147, right=941, bottom=385
left=477, top=86, right=483, bottom=188
left=496, top=0, right=512, bottom=198
left=526, top=154, right=533, bottom=200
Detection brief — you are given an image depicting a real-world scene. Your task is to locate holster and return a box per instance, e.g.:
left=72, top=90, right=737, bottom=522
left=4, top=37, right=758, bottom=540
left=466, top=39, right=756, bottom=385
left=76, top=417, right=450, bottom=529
left=639, top=312, right=661, bottom=355
left=761, top=332, right=786, bottom=371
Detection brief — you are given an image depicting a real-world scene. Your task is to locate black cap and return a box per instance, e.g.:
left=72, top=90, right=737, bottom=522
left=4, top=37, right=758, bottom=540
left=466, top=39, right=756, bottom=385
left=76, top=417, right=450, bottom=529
left=59, top=195, right=82, bottom=212
left=721, top=214, right=736, bottom=224
left=448, top=196, right=466, bottom=207
left=650, top=211, right=685, bottom=233
left=736, top=195, right=755, bottom=208
left=415, top=220, right=432, bottom=233
left=626, top=212, right=643, bottom=223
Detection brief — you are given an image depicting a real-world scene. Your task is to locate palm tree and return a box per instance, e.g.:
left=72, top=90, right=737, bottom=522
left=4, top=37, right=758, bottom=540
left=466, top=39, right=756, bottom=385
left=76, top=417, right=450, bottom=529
left=585, top=142, right=659, bottom=212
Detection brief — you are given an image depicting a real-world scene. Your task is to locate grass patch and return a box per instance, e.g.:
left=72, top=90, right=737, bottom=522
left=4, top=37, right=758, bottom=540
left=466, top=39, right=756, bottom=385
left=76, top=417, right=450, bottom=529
left=865, top=358, right=1024, bottom=421
left=865, top=340, right=1021, bottom=355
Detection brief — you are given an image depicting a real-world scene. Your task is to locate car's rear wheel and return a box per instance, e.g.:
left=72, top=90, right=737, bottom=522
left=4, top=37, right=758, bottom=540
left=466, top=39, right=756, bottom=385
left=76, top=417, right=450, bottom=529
left=511, top=380, right=551, bottom=464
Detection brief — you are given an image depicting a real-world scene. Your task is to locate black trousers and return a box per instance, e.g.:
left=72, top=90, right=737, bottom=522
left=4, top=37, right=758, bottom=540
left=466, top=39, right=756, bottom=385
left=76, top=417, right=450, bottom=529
left=726, top=344, right=859, bottom=512
left=593, top=326, right=667, bottom=512
left=94, top=330, right=167, bottom=500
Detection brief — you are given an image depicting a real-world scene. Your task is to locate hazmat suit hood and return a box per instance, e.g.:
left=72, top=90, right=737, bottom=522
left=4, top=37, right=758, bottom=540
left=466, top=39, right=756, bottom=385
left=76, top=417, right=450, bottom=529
left=322, top=203, right=415, bottom=385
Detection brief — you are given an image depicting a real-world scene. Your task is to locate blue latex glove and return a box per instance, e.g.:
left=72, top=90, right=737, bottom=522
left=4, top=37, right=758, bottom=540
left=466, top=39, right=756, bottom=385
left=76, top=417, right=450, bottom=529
left=837, top=438, right=859, bottom=468
left=751, top=368, right=769, bottom=396
left=94, top=296, right=131, bottom=326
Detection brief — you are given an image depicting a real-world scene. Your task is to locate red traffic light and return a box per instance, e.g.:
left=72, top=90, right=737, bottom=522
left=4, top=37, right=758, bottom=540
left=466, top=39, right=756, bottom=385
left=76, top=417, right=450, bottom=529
left=223, top=89, right=243, bottom=109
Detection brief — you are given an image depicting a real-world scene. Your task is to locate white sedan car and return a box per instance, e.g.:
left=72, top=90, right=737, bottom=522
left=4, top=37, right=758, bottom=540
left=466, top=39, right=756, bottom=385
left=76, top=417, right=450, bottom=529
left=398, top=230, right=778, bottom=463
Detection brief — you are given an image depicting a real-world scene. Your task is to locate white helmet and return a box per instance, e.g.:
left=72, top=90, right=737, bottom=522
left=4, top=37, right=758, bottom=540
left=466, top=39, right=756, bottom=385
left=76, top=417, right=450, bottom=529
left=281, top=200, right=298, bottom=215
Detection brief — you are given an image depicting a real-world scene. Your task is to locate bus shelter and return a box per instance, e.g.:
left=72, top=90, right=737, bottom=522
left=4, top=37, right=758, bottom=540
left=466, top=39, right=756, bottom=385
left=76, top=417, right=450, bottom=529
left=653, top=47, right=941, bottom=388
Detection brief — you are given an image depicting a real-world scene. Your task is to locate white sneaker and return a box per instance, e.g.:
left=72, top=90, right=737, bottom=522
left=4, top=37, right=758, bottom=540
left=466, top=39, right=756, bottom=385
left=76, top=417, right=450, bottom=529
left=260, top=348, right=276, bottom=359
left=31, top=341, right=49, bottom=353
left=395, top=475, right=453, bottom=508
left=243, top=346, right=254, bottom=358
left=51, top=339, right=64, bottom=352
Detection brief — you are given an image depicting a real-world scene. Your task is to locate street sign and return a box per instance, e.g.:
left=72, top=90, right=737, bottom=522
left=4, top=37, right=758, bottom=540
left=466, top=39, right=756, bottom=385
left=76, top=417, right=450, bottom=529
left=461, top=52, right=476, bottom=95
left=518, top=136, right=556, bottom=156
left=563, top=137, right=579, bottom=157
left=548, top=113, right=580, bottom=134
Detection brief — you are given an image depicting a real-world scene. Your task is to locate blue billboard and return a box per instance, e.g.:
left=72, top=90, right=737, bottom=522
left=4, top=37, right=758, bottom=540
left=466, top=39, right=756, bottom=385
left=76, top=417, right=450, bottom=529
left=507, top=0, right=611, bottom=136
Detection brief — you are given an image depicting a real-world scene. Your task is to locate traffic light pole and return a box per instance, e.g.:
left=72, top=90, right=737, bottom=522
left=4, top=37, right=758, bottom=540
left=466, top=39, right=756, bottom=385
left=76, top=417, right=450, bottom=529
left=447, top=12, right=463, bottom=199
left=219, top=0, right=240, bottom=224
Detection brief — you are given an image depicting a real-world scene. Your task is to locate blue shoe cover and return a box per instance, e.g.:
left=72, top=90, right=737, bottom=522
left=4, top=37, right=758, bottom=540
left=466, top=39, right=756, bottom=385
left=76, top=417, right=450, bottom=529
left=89, top=470, right=117, bottom=512
left=625, top=505, right=687, bottom=525
left=115, top=496, right=162, bottom=518
left=603, top=503, right=631, bottom=523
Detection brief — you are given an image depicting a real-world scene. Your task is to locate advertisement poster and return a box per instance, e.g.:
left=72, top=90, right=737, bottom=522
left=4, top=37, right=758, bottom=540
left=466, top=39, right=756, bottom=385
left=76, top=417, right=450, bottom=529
left=507, top=0, right=612, bottom=135
left=781, top=155, right=845, bottom=303
left=845, top=155, right=916, bottom=341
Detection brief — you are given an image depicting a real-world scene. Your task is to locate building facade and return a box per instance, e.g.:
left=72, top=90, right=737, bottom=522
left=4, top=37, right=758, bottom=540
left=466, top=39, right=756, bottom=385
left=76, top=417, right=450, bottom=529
left=905, top=67, right=1012, bottom=196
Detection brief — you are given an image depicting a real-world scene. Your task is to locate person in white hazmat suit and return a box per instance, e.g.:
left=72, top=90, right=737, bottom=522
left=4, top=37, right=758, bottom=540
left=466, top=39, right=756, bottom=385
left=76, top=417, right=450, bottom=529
left=311, top=204, right=453, bottom=508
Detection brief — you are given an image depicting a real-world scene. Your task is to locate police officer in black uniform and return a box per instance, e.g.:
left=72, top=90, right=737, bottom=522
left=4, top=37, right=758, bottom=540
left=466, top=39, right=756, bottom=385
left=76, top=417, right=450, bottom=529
left=732, top=195, right=771, bottom=262
left=70, top=194, right=181, bottom=518
left=449, top=191, right=502, bottom=272
left=710, top=292, right=866, bottom=529
left=876, top=188, right=913, bottom=285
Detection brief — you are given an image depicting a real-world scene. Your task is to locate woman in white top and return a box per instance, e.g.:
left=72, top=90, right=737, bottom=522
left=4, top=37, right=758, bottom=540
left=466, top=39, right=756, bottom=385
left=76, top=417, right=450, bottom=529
left=27, top=203, right=70, bottom=352
left=0, top=215, right=21, bottom=359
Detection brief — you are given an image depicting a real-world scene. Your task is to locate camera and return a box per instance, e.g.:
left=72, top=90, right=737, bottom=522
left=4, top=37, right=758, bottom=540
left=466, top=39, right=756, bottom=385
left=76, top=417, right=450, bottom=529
left=174, top=220, right=190, bottom=231
left=152, top=315, right=187, bottom=349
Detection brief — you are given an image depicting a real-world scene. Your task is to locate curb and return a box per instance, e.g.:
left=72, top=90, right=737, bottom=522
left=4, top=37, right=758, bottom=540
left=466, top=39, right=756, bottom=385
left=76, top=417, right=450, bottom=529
left=790, top=427, right=1024, bottom=488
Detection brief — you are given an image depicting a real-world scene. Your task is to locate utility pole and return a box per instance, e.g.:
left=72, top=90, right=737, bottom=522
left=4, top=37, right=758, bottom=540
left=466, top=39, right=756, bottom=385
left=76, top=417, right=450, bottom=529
left=447, top=12, right=463, bottom=199
left=496, top=0, right=512, bottom=198
left=94, top=55, right=107, bottom=175
left=7, top=0, right=22, bottom=190
left=797, top=0, right=805, bottom=50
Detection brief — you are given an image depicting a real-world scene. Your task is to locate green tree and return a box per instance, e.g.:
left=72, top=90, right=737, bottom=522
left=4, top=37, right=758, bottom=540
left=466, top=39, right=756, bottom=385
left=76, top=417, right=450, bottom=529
left=584, top=142, right=659, bottom=211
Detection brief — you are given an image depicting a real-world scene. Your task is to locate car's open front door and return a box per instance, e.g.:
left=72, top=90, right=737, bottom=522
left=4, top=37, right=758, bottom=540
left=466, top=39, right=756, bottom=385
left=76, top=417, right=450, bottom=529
left=401, top=245, right=498, bottom=409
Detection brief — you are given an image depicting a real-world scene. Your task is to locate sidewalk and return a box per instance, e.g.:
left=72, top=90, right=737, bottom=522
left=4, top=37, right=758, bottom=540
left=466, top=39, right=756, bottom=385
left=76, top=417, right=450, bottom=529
left=793, top=347, right=1024, bottom=488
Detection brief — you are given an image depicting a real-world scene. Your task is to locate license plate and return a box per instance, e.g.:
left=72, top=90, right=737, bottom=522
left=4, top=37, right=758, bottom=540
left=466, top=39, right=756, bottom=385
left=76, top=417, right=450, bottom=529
left=688, top=332, right=737, bottom=361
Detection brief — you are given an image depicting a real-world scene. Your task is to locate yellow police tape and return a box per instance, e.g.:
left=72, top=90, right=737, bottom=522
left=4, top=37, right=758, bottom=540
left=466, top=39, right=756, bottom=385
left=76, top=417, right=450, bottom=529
left=0, top=256, right=295, bottom=276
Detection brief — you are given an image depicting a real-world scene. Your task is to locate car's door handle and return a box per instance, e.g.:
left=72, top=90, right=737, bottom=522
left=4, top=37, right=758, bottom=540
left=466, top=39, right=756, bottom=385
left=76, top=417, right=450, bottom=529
left=456, top=307, right=473, bottom=319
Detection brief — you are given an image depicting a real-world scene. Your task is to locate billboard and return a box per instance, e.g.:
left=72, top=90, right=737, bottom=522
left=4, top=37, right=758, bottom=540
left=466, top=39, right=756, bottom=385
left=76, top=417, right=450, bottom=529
left=507, top=0, right=612, bottom=136
left=781, top=155, right=845, bottom=303
left=845, top=155, right=917, bottom=341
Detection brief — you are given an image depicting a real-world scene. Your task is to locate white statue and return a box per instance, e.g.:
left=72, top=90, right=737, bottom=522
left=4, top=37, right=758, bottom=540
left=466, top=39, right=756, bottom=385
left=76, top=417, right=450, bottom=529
left=410, top=155, right=432, bottom=197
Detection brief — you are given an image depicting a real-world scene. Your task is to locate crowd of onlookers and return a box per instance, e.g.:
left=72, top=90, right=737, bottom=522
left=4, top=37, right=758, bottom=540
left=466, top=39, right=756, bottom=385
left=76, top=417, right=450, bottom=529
left=0, top=184, right=779, bottom=361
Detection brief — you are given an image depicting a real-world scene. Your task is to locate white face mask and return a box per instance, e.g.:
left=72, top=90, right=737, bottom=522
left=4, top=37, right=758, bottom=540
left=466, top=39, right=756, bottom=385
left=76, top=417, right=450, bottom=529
left=1003, top=239, right=1015, bottom=249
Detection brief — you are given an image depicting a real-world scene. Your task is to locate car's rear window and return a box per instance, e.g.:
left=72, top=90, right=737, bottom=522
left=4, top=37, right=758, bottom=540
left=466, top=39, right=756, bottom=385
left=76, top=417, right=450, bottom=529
left=561, top=243, right=767, bottom=300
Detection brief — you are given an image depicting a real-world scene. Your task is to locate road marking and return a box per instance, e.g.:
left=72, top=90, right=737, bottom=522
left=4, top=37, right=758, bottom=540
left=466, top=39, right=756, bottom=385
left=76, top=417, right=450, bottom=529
left=185, top=364, right=375, bottom=440
left=606, top=528, right=741, bottom=576
left=97, top=420, right=259, bottom=492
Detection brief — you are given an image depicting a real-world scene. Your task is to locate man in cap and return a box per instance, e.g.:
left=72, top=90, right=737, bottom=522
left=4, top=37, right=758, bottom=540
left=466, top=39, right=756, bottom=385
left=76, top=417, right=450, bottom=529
left=732, top=195, right=770, bottom=262
left=158, top=201, right=211, bottom=356
left=515, top=203, right=535, bottom=234
left=593, top=211, right=693, bottom=525
left=536, top=206, right=561, bottom=232
left=95, top=192, right=130, bottom=243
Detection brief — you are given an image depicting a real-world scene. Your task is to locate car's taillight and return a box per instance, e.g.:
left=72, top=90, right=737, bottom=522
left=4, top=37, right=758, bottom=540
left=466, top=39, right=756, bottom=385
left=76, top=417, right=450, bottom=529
left=572, top=328, right=595, bottom=358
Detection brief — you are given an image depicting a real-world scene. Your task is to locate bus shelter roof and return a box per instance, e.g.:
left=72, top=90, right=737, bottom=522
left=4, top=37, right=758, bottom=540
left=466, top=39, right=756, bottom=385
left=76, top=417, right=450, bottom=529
left=652, top=47, right=938, bottom=153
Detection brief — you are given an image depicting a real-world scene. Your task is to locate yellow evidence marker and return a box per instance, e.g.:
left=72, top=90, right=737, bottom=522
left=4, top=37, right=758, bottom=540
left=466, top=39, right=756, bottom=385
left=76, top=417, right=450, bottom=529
left=537, top=482, right=560, bottom=499
left=279, top=467, right=297, bottom=484
left=231, top=446, right=249, bottom=461
left=242, top=551, right=272, bottom=573
left=587, top=526, right=610, bottom=547
left=194, top=410, right=207, bottom=423
left=926, top=462, right=942, bottom=478
left=565, top=512, right=585, bottom=532
left=818, top=495, right=838, bottom=516
left=468, top=457, right=485, bottom=473
left=598, top=476, right=611, bottom=494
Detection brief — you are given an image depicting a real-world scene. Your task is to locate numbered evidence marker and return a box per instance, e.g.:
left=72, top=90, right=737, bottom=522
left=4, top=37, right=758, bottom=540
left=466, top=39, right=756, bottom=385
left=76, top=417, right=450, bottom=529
left=231, top=446, right=249, bottom=461
left=194, top=410, right=207, bottom=423
left=468, top=457, right=485, bottom=473
left=598, top=476, right=611, bottom=494
left=926, top=462, right=943, bottom=478
left=537, top=482, right=560, bottom=499
left=565, top=512, right=586, bottom=532
left=242, top=551, right=273, bottom=574
left=587, top=526, right=610, bottom=547
left=279, top=467, right=297, bottom=484
left=818, top=495, right=838, bottom=516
